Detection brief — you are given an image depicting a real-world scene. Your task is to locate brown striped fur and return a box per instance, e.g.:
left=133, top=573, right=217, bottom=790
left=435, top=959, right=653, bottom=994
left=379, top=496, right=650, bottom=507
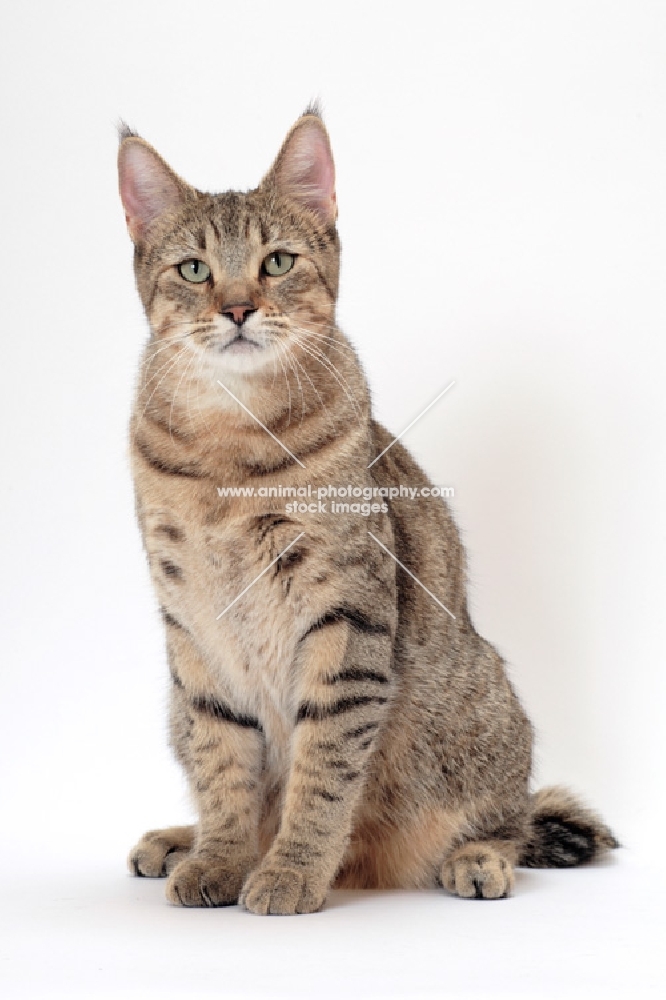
left=119, top=108, right=617, bottom=914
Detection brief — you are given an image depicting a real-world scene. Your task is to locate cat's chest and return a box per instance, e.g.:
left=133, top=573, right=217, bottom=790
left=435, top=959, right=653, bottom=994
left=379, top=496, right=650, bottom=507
left=141, top=498, right=309, bottom=723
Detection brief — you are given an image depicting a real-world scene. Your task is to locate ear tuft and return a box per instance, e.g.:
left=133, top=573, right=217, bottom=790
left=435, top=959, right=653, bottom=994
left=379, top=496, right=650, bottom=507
left=302, top=99, right=323, bottom=120
left=117, top=119, right=139, bottom=143
left=117, top=136, right=190, bottom=243
left=263, top=114, right=336, bottom=225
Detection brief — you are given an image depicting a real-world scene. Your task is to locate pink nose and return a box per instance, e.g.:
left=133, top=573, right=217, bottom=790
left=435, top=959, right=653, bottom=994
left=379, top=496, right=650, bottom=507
left=221, top=302, right=256, bottom=326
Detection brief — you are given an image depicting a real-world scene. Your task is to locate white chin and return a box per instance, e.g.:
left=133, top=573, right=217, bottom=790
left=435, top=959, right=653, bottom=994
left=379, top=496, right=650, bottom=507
left=214, top=343, right=274, bottom=375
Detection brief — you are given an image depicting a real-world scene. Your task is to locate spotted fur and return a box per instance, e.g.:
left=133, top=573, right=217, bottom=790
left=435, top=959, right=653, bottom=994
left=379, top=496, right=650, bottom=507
left=120, top=109, right=617, bottom=914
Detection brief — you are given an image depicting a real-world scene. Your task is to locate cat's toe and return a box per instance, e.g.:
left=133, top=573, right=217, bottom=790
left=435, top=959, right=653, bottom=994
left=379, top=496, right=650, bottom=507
left=441, top=847, right=514, bottom=900
left=240, top=865, right=325, bottom=916
left=128, top=825, right=195, bottom=878
left=130, top=845, right=189, bottom=878
left=166, top=855, right=246, bottom=907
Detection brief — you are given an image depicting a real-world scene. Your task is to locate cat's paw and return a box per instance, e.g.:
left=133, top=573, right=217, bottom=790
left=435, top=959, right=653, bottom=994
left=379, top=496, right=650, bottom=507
left=441, top=844, right=514, bottom=899
left=165, top=854, right=250, bottom=907
left=240, top=864, right=326, bottom=915
left=128, top=825, right=195, bottom=878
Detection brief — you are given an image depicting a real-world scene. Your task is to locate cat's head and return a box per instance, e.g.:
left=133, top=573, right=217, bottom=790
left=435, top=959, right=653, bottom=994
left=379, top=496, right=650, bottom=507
left=118, top=108, right=339, bottom=378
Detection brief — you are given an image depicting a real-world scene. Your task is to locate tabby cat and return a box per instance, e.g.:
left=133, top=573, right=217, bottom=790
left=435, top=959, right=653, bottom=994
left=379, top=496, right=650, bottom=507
left=119, top=107, right=617, bottom=914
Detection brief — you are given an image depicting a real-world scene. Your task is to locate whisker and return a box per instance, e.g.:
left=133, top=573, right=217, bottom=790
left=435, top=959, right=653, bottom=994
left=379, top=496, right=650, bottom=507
left=292, top=324, right=360, bottom=377
left=289, top=331, right=362, bottom=418
left=137, top=345, right=190, bottom=426
left=192, top=351, right=217, bottom=438
left=278, top=339, right=306, bottom=424
left=291, top=323, right=358, bottom=361
left=169, top=349, right=197, bottom=442
left=274, top=342, right=292, bottom=427
left=139, top=341, right=194, bottom=393
left=185, top=350, right=200, bottom=435
left=270, top=343, right=278, bottom=392
left=138, top=326, right=206, bottom=374
left=155, top=317, right=216, bottom=336
left=280, top=338, right=328, bottom=421
left=263, top=316, right=346, bottom=367
left=262, top=314, right=357, bottom=366
left=139, top=337, right=192, bottom=378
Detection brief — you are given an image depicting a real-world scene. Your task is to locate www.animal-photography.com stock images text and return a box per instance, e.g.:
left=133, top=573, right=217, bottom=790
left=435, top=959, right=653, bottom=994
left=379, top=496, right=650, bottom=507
left=1, top=3, right=664, bottom=999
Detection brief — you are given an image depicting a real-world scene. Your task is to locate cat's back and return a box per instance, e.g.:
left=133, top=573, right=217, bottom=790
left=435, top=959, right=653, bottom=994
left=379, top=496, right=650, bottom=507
left=365, top=418, right=531, bottom=792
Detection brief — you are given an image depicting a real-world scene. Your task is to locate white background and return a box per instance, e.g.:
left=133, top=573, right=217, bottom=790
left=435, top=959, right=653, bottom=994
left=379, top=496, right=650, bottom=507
left=1, top=1, right=664, bottom=997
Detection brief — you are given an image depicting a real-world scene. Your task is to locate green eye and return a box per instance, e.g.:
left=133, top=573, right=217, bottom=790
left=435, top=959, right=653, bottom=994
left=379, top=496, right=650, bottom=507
left=178, top=259, right=211, bottom=283
left=263, top=251, right=295, bottom=277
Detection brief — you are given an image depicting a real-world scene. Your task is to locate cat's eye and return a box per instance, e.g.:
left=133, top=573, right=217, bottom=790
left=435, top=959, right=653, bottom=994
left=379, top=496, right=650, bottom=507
left=263, top=251, right=295, bottom=277
left=178, top=259, right=211, bottom=283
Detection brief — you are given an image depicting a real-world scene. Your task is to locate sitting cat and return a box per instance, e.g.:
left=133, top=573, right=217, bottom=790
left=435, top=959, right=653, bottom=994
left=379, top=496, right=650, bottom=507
left=119, top=107, right=617, bottom=914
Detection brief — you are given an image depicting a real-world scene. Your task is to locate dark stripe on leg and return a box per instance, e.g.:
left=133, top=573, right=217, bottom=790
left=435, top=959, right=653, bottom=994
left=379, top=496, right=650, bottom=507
left=343, top=721, right=380, bottom=739
left=311, top=788, right=343, bottom=803
left=296, top=695, right=387, bottom=723
left=192, top=695, right=263, bottom=733
left=325, top=667, right=389, bottom=685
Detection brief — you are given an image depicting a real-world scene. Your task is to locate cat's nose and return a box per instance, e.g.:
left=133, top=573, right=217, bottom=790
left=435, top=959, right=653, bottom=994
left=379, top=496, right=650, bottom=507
left=220, top=302, right=257, bottom=326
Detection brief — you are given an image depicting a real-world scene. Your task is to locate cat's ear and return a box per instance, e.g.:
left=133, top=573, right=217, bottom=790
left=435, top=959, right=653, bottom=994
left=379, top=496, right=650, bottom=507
left=118, top=129, right=193, bottom=242
left=262, top=111, right=337, bottom=225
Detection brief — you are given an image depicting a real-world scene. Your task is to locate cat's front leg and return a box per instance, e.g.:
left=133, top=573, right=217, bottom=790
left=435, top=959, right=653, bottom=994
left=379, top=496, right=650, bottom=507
left=166, top=715, right=264, bottom=907
left=240, top=615, right=393, bottom=915
left=164, top=631, right=264, bottom=907
left=129, top=824, right=195, bottom=877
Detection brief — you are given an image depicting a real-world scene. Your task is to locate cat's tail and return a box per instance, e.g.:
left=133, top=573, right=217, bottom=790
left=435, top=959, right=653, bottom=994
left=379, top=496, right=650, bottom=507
left=519, top=786, right=619, bottom=868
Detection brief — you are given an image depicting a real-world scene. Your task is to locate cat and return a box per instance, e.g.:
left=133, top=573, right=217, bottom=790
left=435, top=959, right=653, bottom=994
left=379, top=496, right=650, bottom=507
left=118, top=106, right=617, bottom=914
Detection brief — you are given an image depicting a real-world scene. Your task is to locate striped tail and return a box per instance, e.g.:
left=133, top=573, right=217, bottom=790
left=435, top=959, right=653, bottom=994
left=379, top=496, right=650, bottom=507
left=520, top=786, right=619, bottom=868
